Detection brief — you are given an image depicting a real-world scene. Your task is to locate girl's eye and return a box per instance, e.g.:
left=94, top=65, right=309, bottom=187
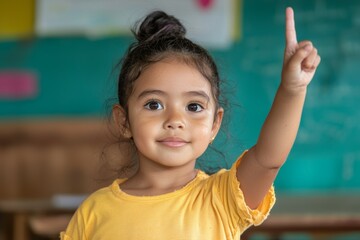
left=144, top=101, right=163, bottom=110
left=187, top=103, right=204, bottom=112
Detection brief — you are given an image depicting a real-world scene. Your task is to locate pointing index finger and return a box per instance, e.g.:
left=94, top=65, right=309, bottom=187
left=285, top=7, right=297, bottom=47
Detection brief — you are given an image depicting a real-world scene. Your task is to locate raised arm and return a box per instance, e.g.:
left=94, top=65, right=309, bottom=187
left=237, top=7, right=321, bottom=209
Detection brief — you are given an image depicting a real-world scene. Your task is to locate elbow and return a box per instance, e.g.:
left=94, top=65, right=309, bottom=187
left=252, top=145, right=287, bottom=170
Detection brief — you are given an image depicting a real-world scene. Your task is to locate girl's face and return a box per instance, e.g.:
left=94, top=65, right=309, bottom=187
left=124, top=59, right=223, bottom=171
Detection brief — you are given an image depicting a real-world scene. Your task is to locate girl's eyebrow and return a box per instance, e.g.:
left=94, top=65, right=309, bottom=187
left=184, top=91, right=210, bottom=103
left=137, top=89, right=166, bottom=99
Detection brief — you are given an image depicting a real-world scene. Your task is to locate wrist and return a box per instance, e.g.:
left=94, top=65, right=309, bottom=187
left=278, top=82, right=307, bottom=97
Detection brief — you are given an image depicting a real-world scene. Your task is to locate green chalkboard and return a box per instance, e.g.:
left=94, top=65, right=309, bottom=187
left=234, top=0, right=360, bottom=192
left=0, top=0, right=359, bottom=192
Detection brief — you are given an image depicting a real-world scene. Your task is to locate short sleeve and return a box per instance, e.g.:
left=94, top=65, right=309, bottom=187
left=231, top=152, right=275, bottom=226
left=60, top=232, right=72, bottom=240
left=211, top=151, right=276, bottom=233
left=59, top=208, right=88, bottom=240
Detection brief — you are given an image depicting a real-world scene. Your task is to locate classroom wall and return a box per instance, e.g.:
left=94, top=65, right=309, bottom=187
left=1, top=0, right=359, bottom=193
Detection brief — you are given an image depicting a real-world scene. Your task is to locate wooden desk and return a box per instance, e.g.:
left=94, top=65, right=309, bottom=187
left=0, top=195, right=85, bottom=240
left=0, top=118, right=116, bottom=240
left=243, top=194, right=360, bottom=240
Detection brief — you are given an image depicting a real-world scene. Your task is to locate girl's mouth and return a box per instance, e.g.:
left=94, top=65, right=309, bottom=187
left=157, top=137, right=188, bottom=147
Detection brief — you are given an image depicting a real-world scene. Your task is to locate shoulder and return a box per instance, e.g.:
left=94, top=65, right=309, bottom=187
left=199, top=157, right=238, bottom=186
left=77, top=179, right=122, bottom=211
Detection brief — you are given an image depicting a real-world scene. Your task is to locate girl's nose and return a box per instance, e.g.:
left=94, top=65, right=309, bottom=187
left=164, top=110, right=185, bottom=129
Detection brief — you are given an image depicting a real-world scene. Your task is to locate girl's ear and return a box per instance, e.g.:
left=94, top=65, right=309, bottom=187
left=211, top=107, right=224, bottom=141
left=112, top=104, right=132, bottom=139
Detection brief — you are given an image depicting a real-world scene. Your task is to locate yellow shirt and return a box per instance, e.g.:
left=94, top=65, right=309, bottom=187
left=60, top=153, right=275, bottom=240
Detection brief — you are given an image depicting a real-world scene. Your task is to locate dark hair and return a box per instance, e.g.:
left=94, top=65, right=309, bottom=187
left=117, top=10, right=221, bottom=115
left=100, top=11, right=228, bottom=179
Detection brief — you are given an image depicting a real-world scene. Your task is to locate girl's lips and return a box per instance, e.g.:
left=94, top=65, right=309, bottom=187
left=158, top=137, right=188, bottom=147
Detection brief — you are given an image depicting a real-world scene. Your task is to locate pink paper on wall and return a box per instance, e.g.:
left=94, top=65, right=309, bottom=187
left=0, top=71, right=38, bottom=99
left=197, top=0, right=214, bottom=9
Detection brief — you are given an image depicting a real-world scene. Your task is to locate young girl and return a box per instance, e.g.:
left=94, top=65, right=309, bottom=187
left=61, top=7, right=320, bottom=240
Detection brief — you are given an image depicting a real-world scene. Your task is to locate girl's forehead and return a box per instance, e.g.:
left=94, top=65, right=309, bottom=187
left=132, top=60, right=212, bottom=96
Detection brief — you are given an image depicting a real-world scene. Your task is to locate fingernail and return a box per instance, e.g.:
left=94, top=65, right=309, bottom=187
left=304, top=44, right=312, bottom=51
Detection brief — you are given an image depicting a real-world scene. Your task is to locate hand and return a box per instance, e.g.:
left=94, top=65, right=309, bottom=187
left=281, top=7, right=321, bottom=94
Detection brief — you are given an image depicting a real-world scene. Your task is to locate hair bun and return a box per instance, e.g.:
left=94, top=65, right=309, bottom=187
left=134, top=11, right=186, bottom=42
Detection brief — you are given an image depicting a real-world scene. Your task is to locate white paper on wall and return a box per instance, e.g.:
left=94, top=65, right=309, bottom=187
left=36, top=0, right=236, bottom=48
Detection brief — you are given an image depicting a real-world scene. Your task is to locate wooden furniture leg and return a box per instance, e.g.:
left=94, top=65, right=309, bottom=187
left=13, top=213, right=29, bottom=240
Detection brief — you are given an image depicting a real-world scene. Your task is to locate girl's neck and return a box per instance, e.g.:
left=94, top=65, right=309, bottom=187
left=120, top=163, right=198, bottom=196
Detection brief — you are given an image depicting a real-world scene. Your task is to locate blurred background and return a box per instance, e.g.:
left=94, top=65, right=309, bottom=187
left=0, top=0, right=359, bottom=240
